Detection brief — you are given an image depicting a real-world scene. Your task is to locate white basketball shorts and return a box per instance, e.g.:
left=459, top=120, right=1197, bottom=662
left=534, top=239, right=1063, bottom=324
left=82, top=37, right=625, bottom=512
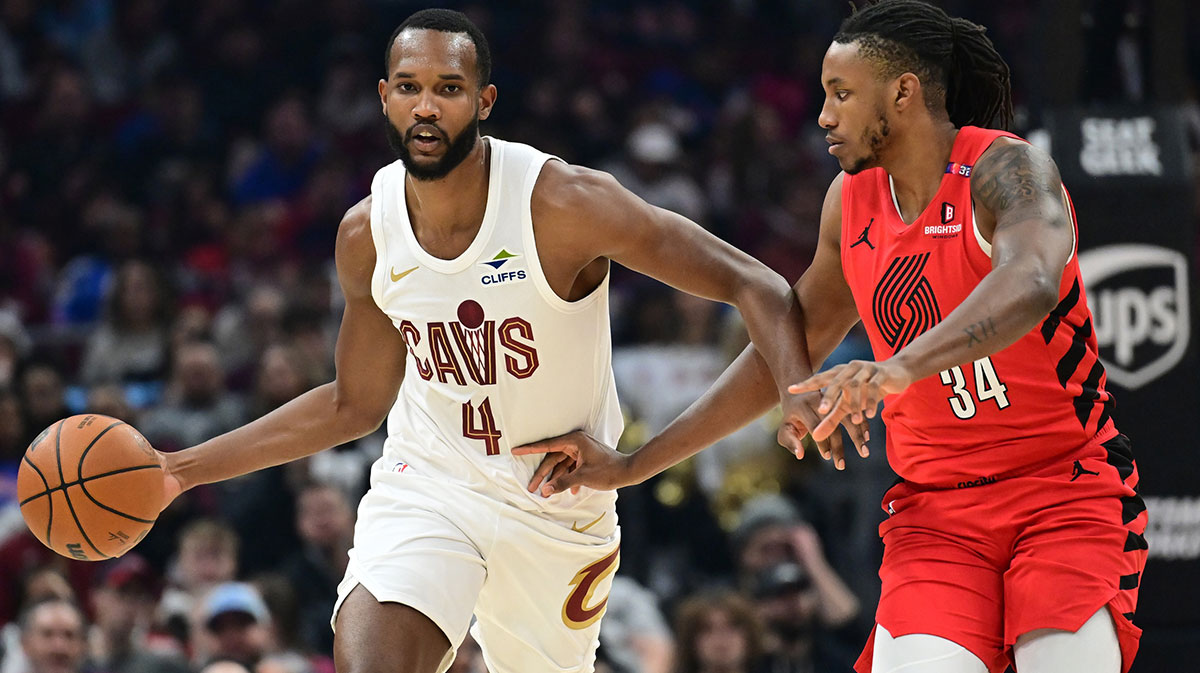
left=332, top=459, right=621, bottom=673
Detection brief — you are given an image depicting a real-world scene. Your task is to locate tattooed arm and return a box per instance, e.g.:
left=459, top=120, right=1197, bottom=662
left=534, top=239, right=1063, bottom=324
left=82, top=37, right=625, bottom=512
left=787, top=138, right=1075, bottom=441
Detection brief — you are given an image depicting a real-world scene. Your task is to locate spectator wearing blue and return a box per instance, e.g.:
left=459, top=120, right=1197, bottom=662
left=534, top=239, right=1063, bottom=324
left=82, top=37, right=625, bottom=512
left=201, top=583, right=272, bottom=670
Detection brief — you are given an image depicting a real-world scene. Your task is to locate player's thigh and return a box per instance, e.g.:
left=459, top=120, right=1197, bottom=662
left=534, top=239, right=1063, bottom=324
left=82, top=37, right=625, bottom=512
left=1003, top=447, right=1145, bottom=663
left=473, top=512, right=620, bottom=673
left=1013, top=608, right=1119, bottom=673
left=871, top=522, right=1007, bottom=672
left=334, top=584, right=452, bottom=673
left=333, top=473, right=491, bottom=672
left=871, top=625, right=988, bottom=673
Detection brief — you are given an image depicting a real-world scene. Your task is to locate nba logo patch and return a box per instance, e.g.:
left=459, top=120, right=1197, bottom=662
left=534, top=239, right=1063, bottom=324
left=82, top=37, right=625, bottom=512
left=941, top=202, right=955, bottom=224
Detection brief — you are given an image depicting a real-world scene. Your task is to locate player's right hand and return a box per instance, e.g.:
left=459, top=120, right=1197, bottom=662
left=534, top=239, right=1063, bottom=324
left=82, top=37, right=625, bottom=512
left=779, top=390, right=870, bottom=471
left=513, top=431, right=632, bottom=496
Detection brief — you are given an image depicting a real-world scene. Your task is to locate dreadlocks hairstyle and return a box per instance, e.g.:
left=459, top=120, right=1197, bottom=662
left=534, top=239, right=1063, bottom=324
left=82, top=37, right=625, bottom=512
left=384, top=9, right=492, bottom=88
left=834, top=0, right=1013, bottom=130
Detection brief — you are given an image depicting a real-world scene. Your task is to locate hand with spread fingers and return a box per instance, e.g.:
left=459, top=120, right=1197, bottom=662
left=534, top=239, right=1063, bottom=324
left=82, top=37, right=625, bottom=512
left=779, top=391, right=870, bottom=471
left=787, top=359, right=914, bottom=443
left=513, top=431, right=632, bottom=496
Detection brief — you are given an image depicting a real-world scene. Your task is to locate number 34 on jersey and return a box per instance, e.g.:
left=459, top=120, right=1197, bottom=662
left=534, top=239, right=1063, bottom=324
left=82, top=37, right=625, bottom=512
left=938, top=356, right=1010, bottom=419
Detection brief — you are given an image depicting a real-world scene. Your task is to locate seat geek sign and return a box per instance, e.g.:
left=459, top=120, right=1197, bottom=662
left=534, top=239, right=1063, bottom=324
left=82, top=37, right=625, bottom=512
left=1078, top=244, right=1190, bottom=390
left=1078, top=116, right=1163, bottom=177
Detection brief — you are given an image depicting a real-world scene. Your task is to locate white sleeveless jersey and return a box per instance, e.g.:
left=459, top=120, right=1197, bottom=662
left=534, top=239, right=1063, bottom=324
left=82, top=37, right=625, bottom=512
left=367, top=137, right=623, bottom=517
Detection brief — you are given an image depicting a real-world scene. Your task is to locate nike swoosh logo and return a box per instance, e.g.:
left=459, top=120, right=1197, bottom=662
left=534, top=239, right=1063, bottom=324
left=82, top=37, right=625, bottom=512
left=390, top=266, right=419, bottom=282
left=571, top=513, right=605, bottom=534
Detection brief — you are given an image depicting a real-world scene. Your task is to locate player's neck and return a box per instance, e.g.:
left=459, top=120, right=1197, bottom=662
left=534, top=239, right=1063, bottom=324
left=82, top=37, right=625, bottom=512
left=882, top=119, right=958, bottom=224
left=404, top=137, right=490, bottom=238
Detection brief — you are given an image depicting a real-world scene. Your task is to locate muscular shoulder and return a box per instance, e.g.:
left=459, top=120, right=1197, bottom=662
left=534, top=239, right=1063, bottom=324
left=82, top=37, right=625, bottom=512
left=335, top=196, right=375, bottom=298
left=971, top=137, right=1063, bottom=216
left=531, top=161, right=634, bottom=228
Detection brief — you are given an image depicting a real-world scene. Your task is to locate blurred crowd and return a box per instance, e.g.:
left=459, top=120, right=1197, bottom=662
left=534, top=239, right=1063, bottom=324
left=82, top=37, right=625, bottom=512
left=0, top=1, right=1123, bottom=673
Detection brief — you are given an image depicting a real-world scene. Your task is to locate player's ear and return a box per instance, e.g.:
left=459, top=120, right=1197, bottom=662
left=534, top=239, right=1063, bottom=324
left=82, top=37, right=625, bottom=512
left=895, top=73, right=920, bottom=111
left=478, top=84, right=497, bottom=121
left=378, top=79, right=388, bottom=114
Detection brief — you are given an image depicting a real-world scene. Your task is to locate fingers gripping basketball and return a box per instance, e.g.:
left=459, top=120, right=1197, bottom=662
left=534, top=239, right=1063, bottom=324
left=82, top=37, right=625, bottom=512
left=16, top=414, right=164, bottom=561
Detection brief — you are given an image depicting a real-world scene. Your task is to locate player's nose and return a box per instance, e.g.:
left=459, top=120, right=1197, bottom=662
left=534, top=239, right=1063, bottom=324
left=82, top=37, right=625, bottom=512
left=412, top=91, right=440, bottom=120
left=818, top=99, right=837, bottom=130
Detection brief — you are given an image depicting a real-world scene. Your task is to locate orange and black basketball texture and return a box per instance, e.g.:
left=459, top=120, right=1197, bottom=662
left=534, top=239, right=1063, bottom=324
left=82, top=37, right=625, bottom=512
left=17, top=414, right=163, bottom=561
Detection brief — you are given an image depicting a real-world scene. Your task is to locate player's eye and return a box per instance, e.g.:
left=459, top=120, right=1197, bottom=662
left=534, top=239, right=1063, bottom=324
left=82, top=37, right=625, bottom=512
left=836, top=90, right=849, bottom=101
left=398, top=83, right=416, bottom=93
left=444, top=84, right=461, bottom=93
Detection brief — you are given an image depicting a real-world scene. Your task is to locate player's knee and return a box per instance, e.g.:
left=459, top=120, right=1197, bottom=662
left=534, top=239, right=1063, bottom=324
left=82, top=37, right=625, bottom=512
left=334, top=588, right=452, bottom=673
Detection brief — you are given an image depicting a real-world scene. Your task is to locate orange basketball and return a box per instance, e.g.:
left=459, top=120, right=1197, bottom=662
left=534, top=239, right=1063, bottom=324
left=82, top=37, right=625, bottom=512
left=17, top=414, right=163, bottom=561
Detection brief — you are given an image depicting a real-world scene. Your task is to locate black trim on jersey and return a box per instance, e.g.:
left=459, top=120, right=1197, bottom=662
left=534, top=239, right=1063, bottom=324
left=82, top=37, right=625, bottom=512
left=1119, top=572, right=1140, bottom=590
left=1056, top=318, right=1093, bottom=388
left=1104, top=434, right=1136, bottom=482
left=1041, top=278, right=1081, bottom=344
left=1121, top=495, right=1147, bottom=525
left=1124, top=531, right=1149, bottom=552
left=1073, top=360, right=1109, bottom=429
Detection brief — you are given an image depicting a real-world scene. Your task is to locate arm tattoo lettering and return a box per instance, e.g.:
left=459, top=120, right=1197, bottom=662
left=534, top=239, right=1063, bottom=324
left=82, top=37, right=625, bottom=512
left=964, top=317, right=998, bottom=348
left=971, top=142, right=1067, bottom=230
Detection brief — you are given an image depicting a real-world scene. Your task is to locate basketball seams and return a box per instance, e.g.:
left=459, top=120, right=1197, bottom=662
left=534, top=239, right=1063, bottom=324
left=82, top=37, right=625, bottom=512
left=19, top=464, right=160, bottom=506
left=76, top=420, right=126, bottom=480
left=20, top=443, right=54, bottom=545
left=75, top=418, right=158, bottom=523
left=77, top=477, right=156, bottom=524
left=59, top=484, right=111, bottom=560
left=55, top=419, right=110, bottom=560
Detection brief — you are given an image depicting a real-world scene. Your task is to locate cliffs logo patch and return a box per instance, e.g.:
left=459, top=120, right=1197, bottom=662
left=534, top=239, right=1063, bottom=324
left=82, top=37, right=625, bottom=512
left=873, top=253, right=943, bottom=354
left=482, top=249, right=519, bottom=269
left=479, top=248, right=528, bottom=285
left=1078, top=244, right=1189, bottom=390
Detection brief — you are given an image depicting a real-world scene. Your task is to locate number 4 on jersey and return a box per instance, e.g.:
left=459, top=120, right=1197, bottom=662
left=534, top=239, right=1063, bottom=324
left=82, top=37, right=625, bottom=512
left=463, top=397, right=502, bottom=455
left=938, top=356, right=1010, bottom=419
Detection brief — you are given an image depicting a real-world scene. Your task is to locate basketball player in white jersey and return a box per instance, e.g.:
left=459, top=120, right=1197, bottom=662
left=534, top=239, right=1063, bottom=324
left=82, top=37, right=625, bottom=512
left=152, top=9, right=861, bottom=673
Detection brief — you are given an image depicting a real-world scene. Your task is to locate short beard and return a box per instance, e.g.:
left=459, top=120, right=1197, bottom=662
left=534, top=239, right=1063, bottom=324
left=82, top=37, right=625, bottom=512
left=385, top=115, right=481, bottom=181
left=844, top=110, right=891, bottom=175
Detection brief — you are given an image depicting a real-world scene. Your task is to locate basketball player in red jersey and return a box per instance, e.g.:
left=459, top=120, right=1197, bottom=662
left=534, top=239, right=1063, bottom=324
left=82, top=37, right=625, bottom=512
left=516, top=2, right=1146, bottom=672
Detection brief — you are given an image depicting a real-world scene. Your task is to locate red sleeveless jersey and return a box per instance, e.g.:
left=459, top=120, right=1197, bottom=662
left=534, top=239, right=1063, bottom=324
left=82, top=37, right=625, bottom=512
left=840, top=126, right=1117, bottom=488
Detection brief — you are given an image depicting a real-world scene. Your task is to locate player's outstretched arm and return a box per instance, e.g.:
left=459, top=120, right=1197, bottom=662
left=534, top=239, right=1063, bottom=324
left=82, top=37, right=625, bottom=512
left=515, top=171, right=864, bottom=495
left=790, top=138, right=1075, bottom=441
left=160, top=197, right=407, bottom=507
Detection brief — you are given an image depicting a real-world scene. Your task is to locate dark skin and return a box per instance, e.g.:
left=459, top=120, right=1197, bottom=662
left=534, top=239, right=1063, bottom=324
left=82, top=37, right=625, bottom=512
left=153, top=28, right=860, bottom=673
left=516, top=40, right=1073, bottom=498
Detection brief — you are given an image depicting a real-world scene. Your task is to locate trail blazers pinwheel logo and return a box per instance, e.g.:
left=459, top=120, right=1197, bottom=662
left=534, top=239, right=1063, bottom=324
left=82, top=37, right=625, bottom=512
left=873, top=253, right=943, bottom=354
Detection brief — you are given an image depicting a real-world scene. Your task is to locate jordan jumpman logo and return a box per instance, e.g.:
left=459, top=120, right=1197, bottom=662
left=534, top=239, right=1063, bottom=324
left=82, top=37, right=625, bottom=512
left=851, top=218, right=875, bottom=249
left=1070, top=460, right=1100, bottom=482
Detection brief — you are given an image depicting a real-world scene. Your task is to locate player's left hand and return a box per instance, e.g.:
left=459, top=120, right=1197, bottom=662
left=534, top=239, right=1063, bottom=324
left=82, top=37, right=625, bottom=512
left=787, top=359, right=914, bottom=442
left=779, top=391, right=869, bottom=471
left=513, top=431, right=631, bottom=496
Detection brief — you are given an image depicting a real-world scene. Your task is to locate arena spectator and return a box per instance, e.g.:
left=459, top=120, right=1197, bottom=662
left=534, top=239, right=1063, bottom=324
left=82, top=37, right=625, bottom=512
left=139, top=341, right=243, bottom=452
left=79, top=261, right=170, bottom=387
left=88, top=555, right=188, bottom=673
left=673, top=590, right=764, bottom=673
left=195, top=583, right=271, bottom=669
left=15, top=598, right=88, bottom=673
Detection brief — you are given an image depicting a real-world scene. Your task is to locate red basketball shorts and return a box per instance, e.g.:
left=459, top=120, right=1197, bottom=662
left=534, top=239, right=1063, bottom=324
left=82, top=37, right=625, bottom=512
left=855, top=434, right=1147, bottom=673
